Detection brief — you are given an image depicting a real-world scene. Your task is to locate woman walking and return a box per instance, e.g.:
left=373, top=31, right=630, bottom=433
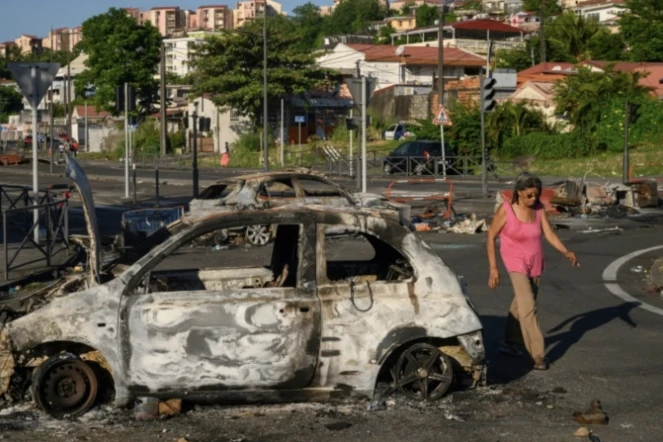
left=487, top=173, right=579, bottom=370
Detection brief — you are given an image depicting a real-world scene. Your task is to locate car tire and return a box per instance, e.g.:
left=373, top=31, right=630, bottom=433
left=32, top=352, right=99, bottom=419
left=393, top=342, right=454, bottom=402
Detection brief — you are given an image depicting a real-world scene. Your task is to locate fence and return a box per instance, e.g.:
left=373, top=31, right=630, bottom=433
left=1, top=184, right=71, bottom=280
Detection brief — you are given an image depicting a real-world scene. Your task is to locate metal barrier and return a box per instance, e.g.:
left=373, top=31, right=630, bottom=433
left=628, top=162, right=663, bottom=183
left=121, top=206, right=185, bottom=248
left=2, top=192, right=70, bottom=280
left=386, top=178, right=455, bottom=219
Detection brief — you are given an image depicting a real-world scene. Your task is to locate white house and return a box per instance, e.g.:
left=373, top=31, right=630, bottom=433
left=573, top=0, right=624, bottom=25
left=187, top=96, right=251, bottom=154
left=317, top=43, right=485, bottom=91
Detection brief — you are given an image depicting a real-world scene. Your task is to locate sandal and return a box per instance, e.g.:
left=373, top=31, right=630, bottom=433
left=533, top=358, right=549, bottom=370
left=499, top=341, right=524, bottom=358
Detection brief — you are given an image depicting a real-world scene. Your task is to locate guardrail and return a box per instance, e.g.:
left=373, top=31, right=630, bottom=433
left=1, top=184, right=72, bottom=280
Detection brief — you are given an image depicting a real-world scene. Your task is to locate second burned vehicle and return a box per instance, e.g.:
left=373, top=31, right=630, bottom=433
left=188, top=170, right=406, bottom=245
left=2, top=158, right=486, bottom=419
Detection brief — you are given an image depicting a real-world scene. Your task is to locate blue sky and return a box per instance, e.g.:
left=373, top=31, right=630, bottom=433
left=0, top=0, right=324, bottom=42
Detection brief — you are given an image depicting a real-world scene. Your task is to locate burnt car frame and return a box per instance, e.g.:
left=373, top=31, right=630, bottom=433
left=189, top=170, right=401, bottom=246
left=7, top=204, right=485, bottom=418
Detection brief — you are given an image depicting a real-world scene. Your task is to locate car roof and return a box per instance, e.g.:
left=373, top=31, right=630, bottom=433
left=211, top=170, right=338, bottom=185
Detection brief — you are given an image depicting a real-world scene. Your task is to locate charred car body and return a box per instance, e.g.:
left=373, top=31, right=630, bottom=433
left=3, top=157, right=485, bottom=418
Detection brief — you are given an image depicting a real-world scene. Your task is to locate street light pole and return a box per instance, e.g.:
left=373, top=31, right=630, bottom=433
left=262, top=9, right=269, bottom=172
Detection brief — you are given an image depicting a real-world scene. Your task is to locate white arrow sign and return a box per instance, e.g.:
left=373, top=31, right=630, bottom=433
left=8, top=62, right=60, bottom=106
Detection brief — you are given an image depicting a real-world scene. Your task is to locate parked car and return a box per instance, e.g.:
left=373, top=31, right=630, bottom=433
left=5, top=156, right=485, bottom=418
left=383, top=123, right=412, bottom=141
left=383, top=140, right=455, bottom=175
left=189, top=170, right=407, bottom=245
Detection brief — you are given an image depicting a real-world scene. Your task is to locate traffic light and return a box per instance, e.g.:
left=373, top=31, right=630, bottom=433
left=629, top=103, right=641, bottom=124
left=115, top=86, right=124, bottom=114
left=199, top=117, right=211, bottom=132
left=481, top=76, right=497, bottom=113
left=127, top=85, right=136, bottom=112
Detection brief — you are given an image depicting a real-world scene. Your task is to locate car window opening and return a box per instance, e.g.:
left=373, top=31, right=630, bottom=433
left=325, top=228, right=413, bottom=283
left=260, top=179, right=297, bottom=199
left=145, top=223, right=301, bottom=293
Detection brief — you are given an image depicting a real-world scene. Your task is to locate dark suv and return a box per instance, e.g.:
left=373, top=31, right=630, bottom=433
left=383, top=140, right=454, bottom=175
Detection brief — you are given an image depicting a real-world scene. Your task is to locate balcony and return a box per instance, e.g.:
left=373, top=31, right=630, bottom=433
left=450, top=38, right=525, bottom=55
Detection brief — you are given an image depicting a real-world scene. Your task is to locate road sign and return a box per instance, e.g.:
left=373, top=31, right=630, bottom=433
left=129, top=124, right=138, bottom=132
left=7, top=62, right=60, bottom=105
left=295, top=115, right=305, bottom=123
left=346, top=76, right=378, bottom=107
left=433, top=105, right=453, bottom=126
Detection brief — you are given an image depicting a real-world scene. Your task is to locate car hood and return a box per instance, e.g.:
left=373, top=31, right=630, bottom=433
left=64, top=154, right=101, bottom=285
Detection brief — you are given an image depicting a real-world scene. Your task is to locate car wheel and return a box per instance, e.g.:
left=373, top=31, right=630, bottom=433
left=32, top=353, right=98, bottom=419
left=393, top=343, right=453, bottom=402
left=245, top=224, right=272, bottom=246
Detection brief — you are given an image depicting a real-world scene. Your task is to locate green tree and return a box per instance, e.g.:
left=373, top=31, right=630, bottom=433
left=190, top=19, right=331, bottom=125
left=554, top=66, right=651, bottom=130
left=522, top=0, right=561, bottom=15
left=74, top=8, right=162, bottom=115
left=416, top=4, right=438, bottom=28
left=378, top=24, right=396, bottom=44
left=496, top=46, right=533, bottom=71
left=545, top=12, right=604, bottom=61
left=587, top=31, right=626, bottom=61
left=291, top=2, right=325, bottom=52
left=0, top=57, right=10, bottom=79
left=620, top=0, right=663, bottom=61
left=323, top=0, right=386, bottom=35
left=400, top=1, right=413, bottom=16
left=0, top=86, right=23, bottom=123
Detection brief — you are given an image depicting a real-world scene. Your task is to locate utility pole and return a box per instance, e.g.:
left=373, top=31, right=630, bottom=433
left=437, top=4, right=446, bottom=176
left=480, top=74, right=488, bottom=198
left=160, top=41, right=167, bottom=157
left=66, top=37, right=72, bottom=142
left=361, top=75, right=367, bottom=193
left=192, top=109, right=199, bottom=198
left=262, top=8, right=269, bottom=172
left=124, top=83, right=129, bottom=198
left=84, top=100, right=88, bottom=152
left=280, top=97, right=284, bottom=167
left=49, top=26, right=54, bottom=172
left=623, top=100, right=630, bottom=184
left=539, top=0, right=546, bottom=63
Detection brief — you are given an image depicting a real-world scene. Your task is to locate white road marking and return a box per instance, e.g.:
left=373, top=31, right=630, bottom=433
left=602, top=245, right=663, bottom=316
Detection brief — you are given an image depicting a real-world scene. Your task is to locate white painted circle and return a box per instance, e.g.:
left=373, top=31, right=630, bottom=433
left=602, top=245, right=663, bottom=316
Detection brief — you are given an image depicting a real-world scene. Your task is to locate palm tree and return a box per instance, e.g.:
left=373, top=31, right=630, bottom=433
left=547, top=12, right=602, bottom=61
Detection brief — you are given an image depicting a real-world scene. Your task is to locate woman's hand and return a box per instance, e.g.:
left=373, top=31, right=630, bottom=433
left=488, top=267, right=500, bottom=289
left=565, top=251, right=579, bottom=267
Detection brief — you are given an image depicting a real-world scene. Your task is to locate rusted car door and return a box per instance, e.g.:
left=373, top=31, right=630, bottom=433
left=122, top=219, right=321, bottom=394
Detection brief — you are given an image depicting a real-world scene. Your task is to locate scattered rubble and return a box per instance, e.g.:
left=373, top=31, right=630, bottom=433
left=573, top=400, right=609, bottom=425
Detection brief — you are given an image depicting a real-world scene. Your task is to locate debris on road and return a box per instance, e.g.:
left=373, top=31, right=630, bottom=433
left=573, top=400, right=609, bottom=425
left=573, top=427, right=590, bottom=437
left=445, top=214, right=488, bottom=234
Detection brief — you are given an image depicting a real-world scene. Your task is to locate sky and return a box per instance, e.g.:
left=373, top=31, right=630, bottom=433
left=0, top=0, right=324, bottom=42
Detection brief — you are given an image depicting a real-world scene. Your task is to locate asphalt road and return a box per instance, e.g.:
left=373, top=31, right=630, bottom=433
left=1, top=219, right=662, bottom=441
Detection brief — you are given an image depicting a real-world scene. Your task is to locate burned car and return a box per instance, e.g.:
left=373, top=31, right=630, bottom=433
left=6, top=206, right=484, bottom=419
left=188, top=170, right=392, bottom=245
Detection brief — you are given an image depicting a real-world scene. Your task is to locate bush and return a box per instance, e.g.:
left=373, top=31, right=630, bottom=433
left=499, top=131, right=597, bottom=160
left=168, top=130, right=186, bottom=151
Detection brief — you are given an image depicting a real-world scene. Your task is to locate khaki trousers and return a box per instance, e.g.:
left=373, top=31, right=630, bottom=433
left=504, top=273, right=545, bottom=360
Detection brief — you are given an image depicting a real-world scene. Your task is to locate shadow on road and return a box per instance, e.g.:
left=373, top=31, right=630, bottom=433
left=544, top=302, right=638, bottom=364
left=480, top=315, right=533, bottom=385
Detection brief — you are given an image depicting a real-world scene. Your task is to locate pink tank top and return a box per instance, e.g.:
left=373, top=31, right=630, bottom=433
left=499, top=201, right=544, bottom=277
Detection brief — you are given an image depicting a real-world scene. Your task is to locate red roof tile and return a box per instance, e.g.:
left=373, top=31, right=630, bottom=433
left=518, top=62, right=576, bottom=76
left=450, top=19, right=525, bottom=34
left=347, top=44, right=485, bottom=66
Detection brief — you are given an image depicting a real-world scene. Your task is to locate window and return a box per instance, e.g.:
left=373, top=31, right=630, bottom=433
left=230, top=109, right=240, bottom=122
left=259, top=179, right=297, bottom=198
left=296, top=178, right=344, bottom=198
left=144, top=223, right=303, bottom=293
left=324, top=227, right=413, bottom=283
left=586, top=12, right=600, bottom=21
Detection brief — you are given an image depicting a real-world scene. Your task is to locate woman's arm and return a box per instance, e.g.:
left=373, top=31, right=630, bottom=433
left=487, top=205, right=507, bottom=289
left=541, top=210, right=579, bottom=267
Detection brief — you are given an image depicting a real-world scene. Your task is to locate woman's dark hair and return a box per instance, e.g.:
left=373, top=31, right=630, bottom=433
left=511, top=172, right=542, bottom=204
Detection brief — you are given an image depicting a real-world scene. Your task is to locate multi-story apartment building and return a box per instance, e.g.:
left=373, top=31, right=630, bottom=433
left=149, top=6, right=185, bottom=36
left=14, top=34, right=42, bottom=56
left=0, top=41, right=17, bottom=59
left=233, top=0, right=282, bottom=28
left=197, top=5, right=233, bottom=30
left=163, top=33, right=214, bottom=76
